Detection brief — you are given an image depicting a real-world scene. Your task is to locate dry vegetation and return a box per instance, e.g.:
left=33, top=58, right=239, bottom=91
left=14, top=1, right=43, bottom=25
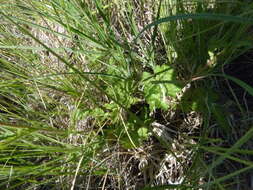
left=0, top=0, right=253, bottom=189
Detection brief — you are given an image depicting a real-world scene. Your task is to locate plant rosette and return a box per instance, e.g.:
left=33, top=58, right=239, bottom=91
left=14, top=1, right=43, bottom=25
left=142, top=65, right=183, bottom=111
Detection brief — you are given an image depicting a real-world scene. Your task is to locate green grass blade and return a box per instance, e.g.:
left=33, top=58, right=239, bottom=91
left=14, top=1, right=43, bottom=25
left=221, top=74, right=253, bottom=96
left=135, top=13, right=253, bottom=41
left=205, top=125, right=253, bottom=176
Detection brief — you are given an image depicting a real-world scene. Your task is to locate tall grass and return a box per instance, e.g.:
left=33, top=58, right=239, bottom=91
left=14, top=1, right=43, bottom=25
left=1, top=0, right=253, bottom=189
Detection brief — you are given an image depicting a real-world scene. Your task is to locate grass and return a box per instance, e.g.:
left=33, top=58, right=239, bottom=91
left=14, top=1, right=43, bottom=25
left=1, top=0, right=253, bottom=189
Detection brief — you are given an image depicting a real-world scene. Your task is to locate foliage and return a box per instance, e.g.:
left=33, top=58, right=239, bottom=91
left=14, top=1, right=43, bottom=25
left=0, top=0, right=253, bottom=189
left=142, top=65, right=182, bottom=111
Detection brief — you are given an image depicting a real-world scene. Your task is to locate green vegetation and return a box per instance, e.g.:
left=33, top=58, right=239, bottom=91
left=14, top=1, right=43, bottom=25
left=0, top=0, right=253, bottom=189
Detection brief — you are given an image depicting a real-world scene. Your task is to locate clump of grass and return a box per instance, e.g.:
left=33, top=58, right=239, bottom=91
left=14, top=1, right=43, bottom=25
left=1, top=0, right=253, bottom=189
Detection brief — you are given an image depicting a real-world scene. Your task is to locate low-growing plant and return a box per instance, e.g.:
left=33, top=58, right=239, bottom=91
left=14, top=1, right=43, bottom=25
left=1, top=0, right=253, bottom=189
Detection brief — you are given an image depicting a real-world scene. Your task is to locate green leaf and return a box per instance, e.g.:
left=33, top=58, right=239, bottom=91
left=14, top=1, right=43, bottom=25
left=143, top=65, right=182, bottom=111
left=137, top=127, right=149, bottom=139
left=180, top=87, right=218, bottom=112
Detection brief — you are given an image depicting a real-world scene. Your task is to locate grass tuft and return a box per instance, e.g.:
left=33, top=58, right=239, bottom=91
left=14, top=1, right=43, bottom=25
left=1, top=0, right=253, bottom=189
